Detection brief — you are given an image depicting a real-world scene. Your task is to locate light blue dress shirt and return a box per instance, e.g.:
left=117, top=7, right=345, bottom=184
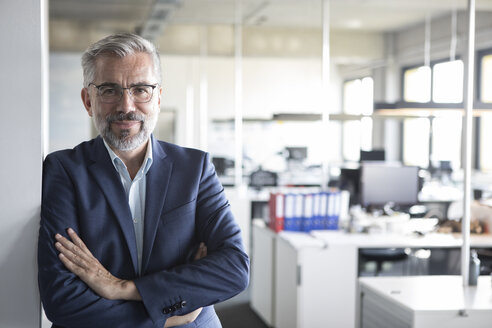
left=103, top=139, right=153, bottom=274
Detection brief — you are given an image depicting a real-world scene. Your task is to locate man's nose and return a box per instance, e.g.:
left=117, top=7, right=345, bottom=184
left=119, top=89, right=136, bottom=113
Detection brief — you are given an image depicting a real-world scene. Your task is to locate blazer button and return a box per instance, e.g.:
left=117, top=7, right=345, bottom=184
left=180, top=300, right=187, bottom=308
left=162, top=307, right=171, bottom=314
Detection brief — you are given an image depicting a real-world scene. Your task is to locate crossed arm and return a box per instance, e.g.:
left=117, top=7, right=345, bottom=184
left=39, top=150, right=249, bottom=327
left=54, top=228, right=205, bottom=327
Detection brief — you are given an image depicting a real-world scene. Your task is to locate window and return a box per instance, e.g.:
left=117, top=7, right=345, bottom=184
left=480, top=53, right=492, bottom=103
left=403, top=66, right=431, bottom=103
left=431, top=114, right=462, bottom=167
left=480, top=113, right=492, bottom=172
left=478, top=49, right=492, bottom=171
left=432, top=60, right=463, bottom=103
left=402, top=59, right=464, bottom=169
left=402, top=59, right=464, bottom=105
left=342, top=77, right=374, bottom=162
left=403, top=118, right=430, bottom=167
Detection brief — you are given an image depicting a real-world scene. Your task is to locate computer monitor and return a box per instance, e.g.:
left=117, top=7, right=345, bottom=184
left=360, top=149, right=385, bottom=162
left=339, top=168, right=361, bottom=205
left=212, top=157, right=234, bottom=176
left=360, top=162, right=419, bottom=208
left=286, top=147, right=307, bottom=161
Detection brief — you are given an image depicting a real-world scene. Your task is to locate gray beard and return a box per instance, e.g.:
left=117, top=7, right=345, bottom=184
left=93, top=110, right=158, bottom=151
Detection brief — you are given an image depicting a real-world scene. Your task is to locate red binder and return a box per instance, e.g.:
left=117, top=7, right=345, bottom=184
left=269, top=192, right=285, bottom=233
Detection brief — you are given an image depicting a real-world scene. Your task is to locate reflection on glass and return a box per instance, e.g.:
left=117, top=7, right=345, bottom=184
left=403, top=118, right=430, bottom=167
left=481, top=54, right=492, bottom=103
left=343, top=77, right=373, bottom=161
left=431, top=114, right=462, bottom=167
left=432, top=60, right=463, bottom=103
left=480, top=113, right=492, bottom=172
left=343, top=120, right=361, bottom=162
left=404, top=66, right=431, bottom=103
left=343, top=77, right=374, bottom=115
left=360, top=117, right=373, bottom=151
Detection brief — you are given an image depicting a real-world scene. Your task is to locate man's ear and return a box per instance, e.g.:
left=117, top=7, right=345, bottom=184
left=158, top=86, right=163, bottom=107
left=81, top=87, right=93, bottom=117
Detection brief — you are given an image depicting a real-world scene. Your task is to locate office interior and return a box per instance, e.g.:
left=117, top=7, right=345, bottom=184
left=5, top=0, right=492, bottom=327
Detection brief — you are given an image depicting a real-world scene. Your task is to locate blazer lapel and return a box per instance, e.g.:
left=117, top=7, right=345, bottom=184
left=87, top=137, right=139, bottom=276
left=142, top=136, right=172, bottom=273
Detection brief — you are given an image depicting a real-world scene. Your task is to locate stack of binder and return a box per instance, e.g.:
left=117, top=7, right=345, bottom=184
left=268, top=189, right=350, bottom=233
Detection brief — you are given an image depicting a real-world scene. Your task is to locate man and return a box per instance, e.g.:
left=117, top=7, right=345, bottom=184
left=38, top=33, right=249, bottom=328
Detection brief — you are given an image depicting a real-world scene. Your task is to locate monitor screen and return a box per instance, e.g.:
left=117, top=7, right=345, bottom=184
left=339, top=168, right=361, bottom=205
left=360, top=162, right=419, bottom=207
left=286, top=147, right=308, bottom=161
left=360, top=149, right=385, bottom=162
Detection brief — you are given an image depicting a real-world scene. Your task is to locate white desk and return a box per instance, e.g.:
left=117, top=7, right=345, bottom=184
left=250, top=225, right=492, bottom=328
left=359, top=276, right=492, bottom=328
left=310, top=230, right=492, bottom=328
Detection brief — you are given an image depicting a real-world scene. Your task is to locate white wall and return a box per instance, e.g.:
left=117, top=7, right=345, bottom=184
left=49, top=53, right=91, bottom=152
left=0, top=0, right=46, bottom=327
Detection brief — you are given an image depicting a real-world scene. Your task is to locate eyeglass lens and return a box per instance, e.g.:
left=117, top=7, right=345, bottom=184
left=96, top=85, right=155, bottom=103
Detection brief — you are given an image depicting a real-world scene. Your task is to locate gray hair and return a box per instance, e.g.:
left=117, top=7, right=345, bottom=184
left=81, top=33, right=161, bottom=87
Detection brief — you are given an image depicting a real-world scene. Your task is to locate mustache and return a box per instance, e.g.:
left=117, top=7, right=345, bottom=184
left=106, top=112, right=145, bottom=124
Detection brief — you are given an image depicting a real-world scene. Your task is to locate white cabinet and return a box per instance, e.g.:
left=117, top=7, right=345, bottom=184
left=360, top=276, right=492, bottom=328
left=273, top=232, right=332, bottom=328
left=250, top=223, right=277, bottom=326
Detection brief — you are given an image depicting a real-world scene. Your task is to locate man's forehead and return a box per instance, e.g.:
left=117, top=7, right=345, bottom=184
left=94, top=52, right=152, bottom=67
left=93, top=53, right=155, bottom=80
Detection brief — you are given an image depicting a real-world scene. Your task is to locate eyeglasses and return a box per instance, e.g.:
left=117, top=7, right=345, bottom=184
left=88, top=83, right=159, bottom=104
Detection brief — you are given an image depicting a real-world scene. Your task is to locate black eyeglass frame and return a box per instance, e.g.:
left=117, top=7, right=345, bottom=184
left=88, top=82, right=159, bottom=104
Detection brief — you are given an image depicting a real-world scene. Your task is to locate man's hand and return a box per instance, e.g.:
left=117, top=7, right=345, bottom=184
left=55, top=228, right=141, bottom=301
left=194, top=242, right=207, bottom=260
left=56, top=229, right=207, bottom=326
left=164, top=307, right=203, bottom=327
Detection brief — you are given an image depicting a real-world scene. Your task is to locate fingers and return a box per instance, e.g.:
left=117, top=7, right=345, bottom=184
left=55, top=228, right=96, bottom=275
left=67, top=228, right=90, bottom=252
left=194, top=242, right=207, bottom=260
left=55, top=233, right=91, bottom=265
left=164, top=307, right=203, bottom=327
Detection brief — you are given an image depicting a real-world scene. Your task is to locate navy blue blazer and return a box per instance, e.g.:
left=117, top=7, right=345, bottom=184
left=38, top=136, right=249, bottom=328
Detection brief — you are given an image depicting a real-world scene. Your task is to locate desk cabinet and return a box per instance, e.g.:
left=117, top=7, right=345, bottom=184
left=250, top=226, right=492, bottom=328
left=360, top=276, right=492, bottom=328
left=250, top=224, right=276, bottom=326
left=274, top=233, right=334, bottom=328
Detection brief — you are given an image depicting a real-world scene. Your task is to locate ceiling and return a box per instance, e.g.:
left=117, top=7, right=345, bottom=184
left=49, top=0, right=492, bottom=53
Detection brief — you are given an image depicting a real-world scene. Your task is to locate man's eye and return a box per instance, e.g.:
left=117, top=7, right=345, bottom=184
left=100, top=87, right=118, bottom=96
left=133, top=87, right=148, bottom=94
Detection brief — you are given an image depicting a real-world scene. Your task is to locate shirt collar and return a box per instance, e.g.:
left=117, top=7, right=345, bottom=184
left=102, top=137, right=153, bottom=175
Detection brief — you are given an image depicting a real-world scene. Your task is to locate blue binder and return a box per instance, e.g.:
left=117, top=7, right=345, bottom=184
left=283, top=193, right=296, bottom=231
left=301, top=193, right=314, bottom=232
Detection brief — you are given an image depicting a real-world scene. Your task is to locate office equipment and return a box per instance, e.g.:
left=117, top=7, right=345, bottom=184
left=360, top=163, right=419, bottom=209
left=211, top=157, right=234, bottom=176
left=285, top=147, right=307, bottom=161
left=339, top=167, right=361, bottom=205
left=360, top=149, right=385, bottom=162
left=249, top=168, right=278, bottom=189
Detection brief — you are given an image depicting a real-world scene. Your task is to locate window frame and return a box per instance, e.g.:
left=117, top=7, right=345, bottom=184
left=400, top=57, right=464, bottom=109
left=341, top=76, right=374, bottom=162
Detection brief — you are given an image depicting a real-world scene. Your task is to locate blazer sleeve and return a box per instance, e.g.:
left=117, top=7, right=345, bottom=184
left=134, top=152, right=250, bottom=324
left=38, top=154, right=158, bottom=328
